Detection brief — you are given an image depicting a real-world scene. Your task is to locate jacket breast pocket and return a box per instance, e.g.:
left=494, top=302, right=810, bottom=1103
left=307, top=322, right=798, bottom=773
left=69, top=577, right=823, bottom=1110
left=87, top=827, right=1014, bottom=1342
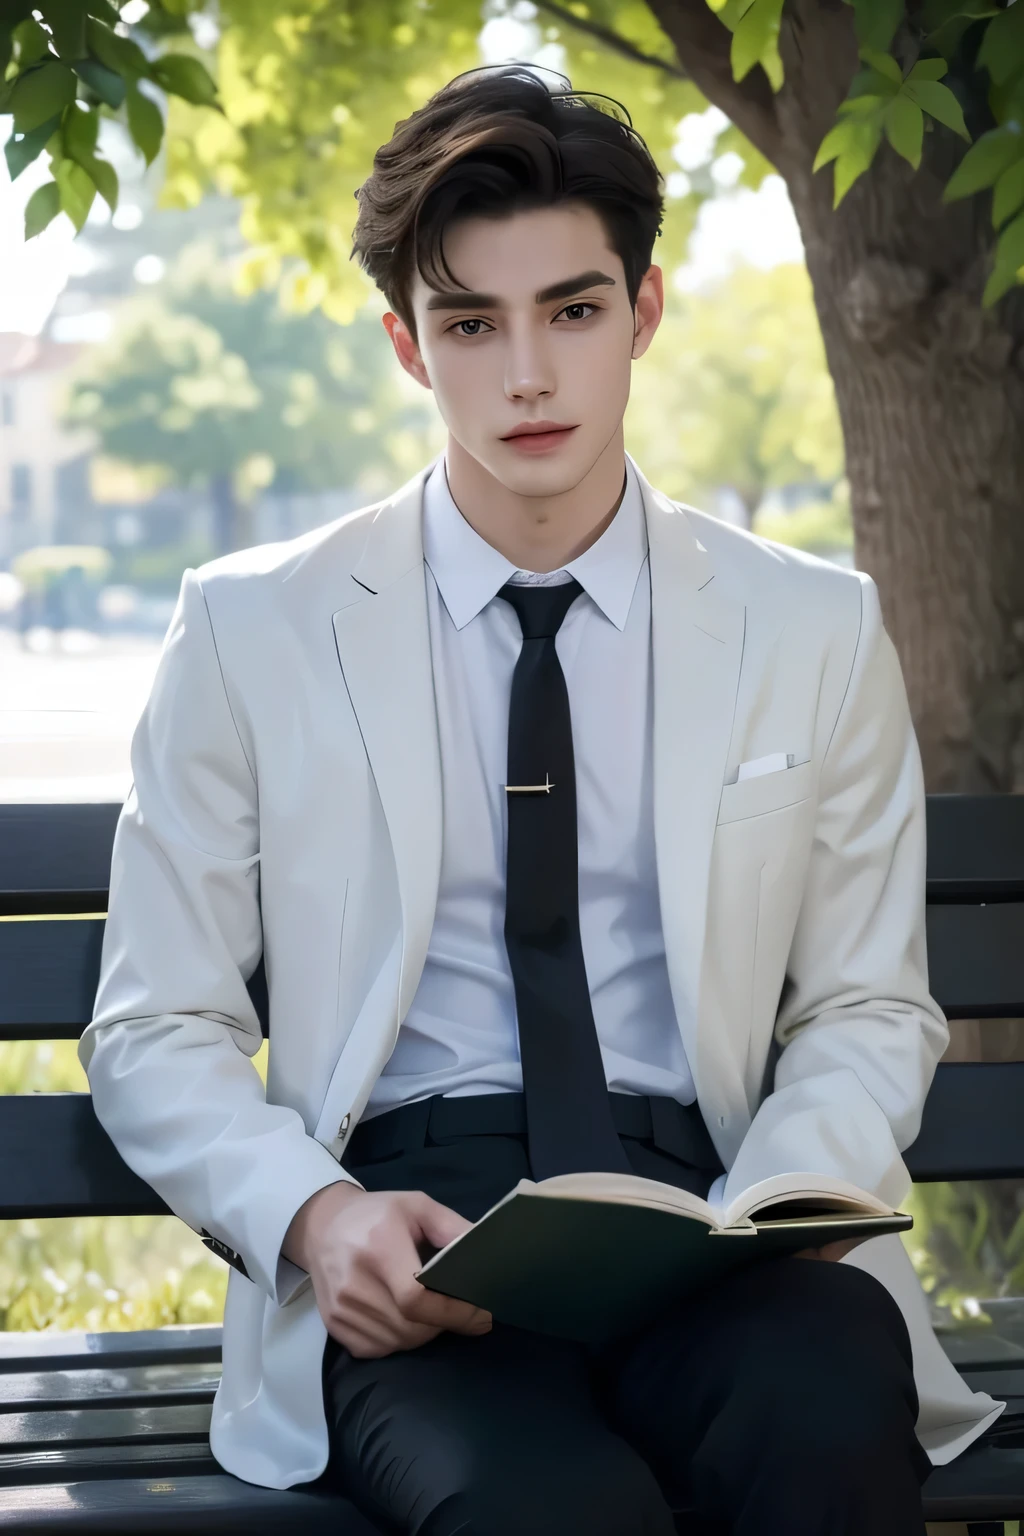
left=716, top=760, right=814, bottom=826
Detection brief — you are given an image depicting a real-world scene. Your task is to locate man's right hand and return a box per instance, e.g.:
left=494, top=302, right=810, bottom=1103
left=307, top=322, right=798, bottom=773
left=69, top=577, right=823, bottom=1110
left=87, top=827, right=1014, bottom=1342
left=282, top=1182, right=493, bottom=1358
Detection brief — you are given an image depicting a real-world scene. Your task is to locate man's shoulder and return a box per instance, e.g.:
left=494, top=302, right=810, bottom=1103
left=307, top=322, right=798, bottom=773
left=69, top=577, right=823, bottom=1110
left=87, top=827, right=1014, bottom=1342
left=680, top=502, right=867, bottom=625
left=187, top=498, right=386, bottom=615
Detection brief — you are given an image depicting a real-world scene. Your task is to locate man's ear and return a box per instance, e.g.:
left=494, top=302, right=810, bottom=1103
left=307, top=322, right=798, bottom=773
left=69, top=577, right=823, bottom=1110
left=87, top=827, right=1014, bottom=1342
left=383, top=312, right=432, bottom=390
left=631, top=265, right=664, bottom=361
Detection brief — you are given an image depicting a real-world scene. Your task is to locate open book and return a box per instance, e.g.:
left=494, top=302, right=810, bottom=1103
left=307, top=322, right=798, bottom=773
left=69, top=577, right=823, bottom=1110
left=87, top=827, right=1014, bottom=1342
left=414, top=1170, right=912, bottom=1343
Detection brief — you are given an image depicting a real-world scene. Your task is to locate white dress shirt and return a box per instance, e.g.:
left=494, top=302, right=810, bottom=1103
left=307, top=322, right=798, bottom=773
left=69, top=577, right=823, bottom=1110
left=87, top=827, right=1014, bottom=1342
left=362, top=454, right=695, bottom=1120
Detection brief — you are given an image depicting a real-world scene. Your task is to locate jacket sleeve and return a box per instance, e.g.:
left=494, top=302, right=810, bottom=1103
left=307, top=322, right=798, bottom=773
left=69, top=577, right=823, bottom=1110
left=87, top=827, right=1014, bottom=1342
left=79, top=569, right=359, bottom=1306
left=720, top=574, right=949, bottom=1210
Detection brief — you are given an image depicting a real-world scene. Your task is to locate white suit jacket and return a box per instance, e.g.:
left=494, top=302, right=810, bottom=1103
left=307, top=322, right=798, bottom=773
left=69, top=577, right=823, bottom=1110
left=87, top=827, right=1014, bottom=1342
left=81, top=452, right=1003, bottom=1490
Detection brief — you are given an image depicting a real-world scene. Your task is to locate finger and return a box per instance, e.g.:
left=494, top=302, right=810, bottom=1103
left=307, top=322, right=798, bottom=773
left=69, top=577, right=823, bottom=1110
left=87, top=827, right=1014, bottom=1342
left=408, top=1192, right=476, bottom=1252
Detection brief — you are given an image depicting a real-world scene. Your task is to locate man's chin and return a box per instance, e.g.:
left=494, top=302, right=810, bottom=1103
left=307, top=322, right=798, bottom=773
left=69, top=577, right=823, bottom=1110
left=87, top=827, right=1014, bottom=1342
left=480, top=443, right=596, bottom=498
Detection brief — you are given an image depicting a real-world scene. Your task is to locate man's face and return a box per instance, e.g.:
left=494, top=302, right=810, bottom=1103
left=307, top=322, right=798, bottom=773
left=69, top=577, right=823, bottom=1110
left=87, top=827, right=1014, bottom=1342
left=386, top=201, right=662, bottom=497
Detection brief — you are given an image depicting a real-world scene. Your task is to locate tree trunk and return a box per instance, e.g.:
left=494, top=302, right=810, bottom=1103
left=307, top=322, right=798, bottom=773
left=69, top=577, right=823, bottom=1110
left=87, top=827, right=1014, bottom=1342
left=652, top=0, right=1024, bottom=790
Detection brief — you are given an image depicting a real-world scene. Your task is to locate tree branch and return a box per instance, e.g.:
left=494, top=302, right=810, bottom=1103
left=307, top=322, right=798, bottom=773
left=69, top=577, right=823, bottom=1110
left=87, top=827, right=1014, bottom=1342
left=643, top=0, right=783, bottom=165
left=531, top=0, right=689, bottom=82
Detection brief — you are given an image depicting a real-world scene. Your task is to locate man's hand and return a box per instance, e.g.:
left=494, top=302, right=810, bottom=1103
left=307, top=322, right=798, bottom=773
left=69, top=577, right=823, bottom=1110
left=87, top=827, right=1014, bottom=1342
left=793, top=1236, right=871, bottom=1263
left=283, top=1182, right=493, bottom=1358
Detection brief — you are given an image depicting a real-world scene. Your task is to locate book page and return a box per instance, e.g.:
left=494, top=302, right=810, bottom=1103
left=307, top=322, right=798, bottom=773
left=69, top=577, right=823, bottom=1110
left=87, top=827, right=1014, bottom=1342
left=721, top=1171, right=896, bottom=1228
left=528, top=1171, right=717, bottom=1226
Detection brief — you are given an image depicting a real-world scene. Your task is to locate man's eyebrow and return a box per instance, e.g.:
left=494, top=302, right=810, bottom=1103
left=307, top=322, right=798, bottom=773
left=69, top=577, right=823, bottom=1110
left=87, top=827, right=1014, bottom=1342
left=424, top=269, right=616, bottom=312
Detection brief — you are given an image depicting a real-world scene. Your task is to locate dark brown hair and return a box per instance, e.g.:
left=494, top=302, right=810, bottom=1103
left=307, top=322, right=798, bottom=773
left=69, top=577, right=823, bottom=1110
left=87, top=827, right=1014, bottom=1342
left=351, top=64, right=665, bottom=338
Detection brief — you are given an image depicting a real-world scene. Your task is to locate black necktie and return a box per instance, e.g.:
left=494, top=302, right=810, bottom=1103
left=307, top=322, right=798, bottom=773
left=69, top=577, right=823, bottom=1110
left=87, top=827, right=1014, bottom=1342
left=499, top=579, right=633, bottom=1181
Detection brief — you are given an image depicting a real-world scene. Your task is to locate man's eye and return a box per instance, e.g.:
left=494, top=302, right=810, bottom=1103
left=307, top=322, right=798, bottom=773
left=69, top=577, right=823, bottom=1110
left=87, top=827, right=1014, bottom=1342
left=559, top=303, right=596, bottom=321
left=452, top=318, right=491, bottom=337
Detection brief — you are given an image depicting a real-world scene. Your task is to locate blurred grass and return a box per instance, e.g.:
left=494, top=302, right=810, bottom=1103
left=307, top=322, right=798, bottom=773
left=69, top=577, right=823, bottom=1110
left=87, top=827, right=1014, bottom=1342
left=0, top=1038, right=267, bottom=1333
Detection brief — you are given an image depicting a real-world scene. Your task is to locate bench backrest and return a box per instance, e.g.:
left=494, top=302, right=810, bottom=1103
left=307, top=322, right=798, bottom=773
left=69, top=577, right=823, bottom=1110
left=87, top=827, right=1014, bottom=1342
left=0, top=795, right=1022, bottom=1218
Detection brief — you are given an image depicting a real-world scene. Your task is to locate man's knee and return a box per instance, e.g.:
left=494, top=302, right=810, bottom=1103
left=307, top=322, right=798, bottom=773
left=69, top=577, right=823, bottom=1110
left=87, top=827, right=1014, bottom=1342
left=421, top=1439, right=675, bottom=1536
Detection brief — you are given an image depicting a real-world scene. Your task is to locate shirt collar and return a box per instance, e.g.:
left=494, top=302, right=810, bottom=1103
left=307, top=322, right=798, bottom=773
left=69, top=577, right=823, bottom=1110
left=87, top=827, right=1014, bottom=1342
left=422, top=453, right=648, bottom=633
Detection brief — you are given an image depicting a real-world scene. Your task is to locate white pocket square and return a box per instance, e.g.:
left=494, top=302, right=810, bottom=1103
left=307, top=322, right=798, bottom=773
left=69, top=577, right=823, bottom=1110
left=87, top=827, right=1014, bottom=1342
left=736, top=752, right=794, bottom=782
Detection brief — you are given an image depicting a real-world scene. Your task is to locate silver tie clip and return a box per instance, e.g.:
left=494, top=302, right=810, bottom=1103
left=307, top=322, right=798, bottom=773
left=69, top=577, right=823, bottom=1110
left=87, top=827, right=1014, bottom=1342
left=504, top=773, right=555, bottom=795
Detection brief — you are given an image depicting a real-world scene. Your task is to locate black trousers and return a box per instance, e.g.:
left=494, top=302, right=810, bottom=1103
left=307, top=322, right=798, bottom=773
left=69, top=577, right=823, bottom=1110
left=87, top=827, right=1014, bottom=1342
left=322, top=1092, right=930, bottom=1536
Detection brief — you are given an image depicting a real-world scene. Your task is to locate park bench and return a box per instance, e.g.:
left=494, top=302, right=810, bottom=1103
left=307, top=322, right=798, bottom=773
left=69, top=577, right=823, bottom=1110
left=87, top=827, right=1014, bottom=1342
left=0, top=795, right=1022, bottom=1534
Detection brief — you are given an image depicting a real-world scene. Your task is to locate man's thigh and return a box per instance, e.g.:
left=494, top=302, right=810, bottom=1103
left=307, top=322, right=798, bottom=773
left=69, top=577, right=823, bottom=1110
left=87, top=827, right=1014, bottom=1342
left=596, top=1256, right=931, bottom=1521
left=323, top=1320, right=677, bottom=1536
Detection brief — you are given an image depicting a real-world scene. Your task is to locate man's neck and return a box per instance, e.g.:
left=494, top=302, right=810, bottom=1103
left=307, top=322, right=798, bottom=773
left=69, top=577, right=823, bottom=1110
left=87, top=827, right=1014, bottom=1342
left=444, top=431, right=628, bottom=572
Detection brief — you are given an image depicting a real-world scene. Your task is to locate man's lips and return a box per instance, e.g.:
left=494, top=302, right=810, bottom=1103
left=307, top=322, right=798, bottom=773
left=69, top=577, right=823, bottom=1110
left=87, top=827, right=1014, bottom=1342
left=501, top=424, right=579, bottom=449
left=502, top=423, right=576, bottom=438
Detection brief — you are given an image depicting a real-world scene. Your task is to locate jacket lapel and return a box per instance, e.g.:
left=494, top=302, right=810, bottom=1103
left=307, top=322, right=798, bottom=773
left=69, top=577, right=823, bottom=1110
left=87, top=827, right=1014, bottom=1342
left=332, top=463, right=443, bottom=1021
left=632, top=458, right=746, bottom=1086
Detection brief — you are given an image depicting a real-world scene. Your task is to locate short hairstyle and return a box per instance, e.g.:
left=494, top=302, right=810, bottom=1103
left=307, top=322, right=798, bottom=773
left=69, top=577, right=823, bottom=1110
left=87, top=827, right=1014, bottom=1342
left=351, top=64, right=665, bottom=338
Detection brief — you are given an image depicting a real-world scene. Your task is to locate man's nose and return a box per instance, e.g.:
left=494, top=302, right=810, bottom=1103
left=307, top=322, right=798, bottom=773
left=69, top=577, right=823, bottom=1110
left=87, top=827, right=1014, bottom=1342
left=504, top=330, right=555, bottom=401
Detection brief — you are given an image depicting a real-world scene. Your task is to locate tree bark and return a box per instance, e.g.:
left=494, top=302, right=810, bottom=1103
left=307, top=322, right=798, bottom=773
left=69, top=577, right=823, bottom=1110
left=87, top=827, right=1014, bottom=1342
left=650, top=0, right=1024, bottom=790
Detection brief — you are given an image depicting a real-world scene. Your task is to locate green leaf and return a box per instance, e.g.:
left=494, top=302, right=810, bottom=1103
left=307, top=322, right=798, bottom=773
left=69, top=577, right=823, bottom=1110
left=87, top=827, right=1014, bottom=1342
left=24, top=178, right=62, bottom=239
left=38, top=0, right=87, bottom=61
left=730, top=0, right=785, bottom=88
left=85, top=153, right=117, bottom=212
left=10, top=59, right=75, bottom=132
left=850, top=0, right=903, bottom=52
left=907, top=57, right=948, bottom=83
left=55, top=155, right=95, bottom=231
left=849, top=65, right=902, bottom=99
left=885, top=94, right=924, bottom=168
left=993, top=204, right=1024, bottom=276
left=62, top=101, right=99, bottom=160
left=125, top=81, right=164, bottom=166
left=993, top=157, right=1024, bottom=228
left=838, top=92, right=888, bottom=116
left=3, top=110, right=62, bottom=178
left=903, top=79, right=971, bottom=140
left=813, top=118, right=861, bottom=172
left=815, top=113, right=884, bottom=204
left=72, top=55, right=126, bottom=109
left=982, top=261, right=1022, bottom=306
left=944, top=124, right=1024, bottom=200
left=61, top=100, right=118, bottom=212
left=149, top=52, right=218, bottom=107
left=977, top=2, right=1024, bottom=86
left=12, top=16, right=51, bottom=67
left=860, top=47, right=903, bottom=85
left=85, top=17, right=149, bottom=79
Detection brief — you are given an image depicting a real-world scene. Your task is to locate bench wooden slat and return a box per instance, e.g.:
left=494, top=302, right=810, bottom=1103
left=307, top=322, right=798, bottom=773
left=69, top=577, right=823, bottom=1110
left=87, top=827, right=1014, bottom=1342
left=0, top=921, right=105, bottom=1037
left=0, top=1061, right=1015, bottom=1217
left=0, top=1096, right=169, bottom=1218
left=0, top=1402, right=211, bottom=1449
left=0, top=1363, right=219, bottom=1412
left=926, top=794, right=1024, bottom=902
left=904, top=1062, right=1024, bottom=1181
left=0, top=1474, right=379, bottom=1533
left=925, top=904, right=1024, bottom=1018
left=0, top=921, right=269, bottom=1040
left=0, top=1326, right=221, bottom=1373
left=0, top=805, right=120, bottom=901
left=0, top=1439, right=217, bottom=1488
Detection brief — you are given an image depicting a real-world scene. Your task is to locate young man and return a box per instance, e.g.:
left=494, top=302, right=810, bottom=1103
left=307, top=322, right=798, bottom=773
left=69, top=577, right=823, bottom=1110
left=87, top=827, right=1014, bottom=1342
left=82, top=64, right=1001, bottom=1534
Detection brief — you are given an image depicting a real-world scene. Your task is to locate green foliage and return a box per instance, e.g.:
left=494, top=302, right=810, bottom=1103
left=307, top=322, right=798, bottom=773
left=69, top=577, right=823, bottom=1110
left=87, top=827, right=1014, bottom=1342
left=0, top=2, right=218, bottom=239
left=698, top=0, right=1024, bottom=302
left=0, top=1037, right=271, bottom=1332
left=153, top=0, right=706, bottom=324
left=63, top=240, right=440, bottom=537
left=753, top=495, right=854, bottom=555
left=902, top=1180, right=1024, bottom=1325
left=625, top=263, right=844, bottom=519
